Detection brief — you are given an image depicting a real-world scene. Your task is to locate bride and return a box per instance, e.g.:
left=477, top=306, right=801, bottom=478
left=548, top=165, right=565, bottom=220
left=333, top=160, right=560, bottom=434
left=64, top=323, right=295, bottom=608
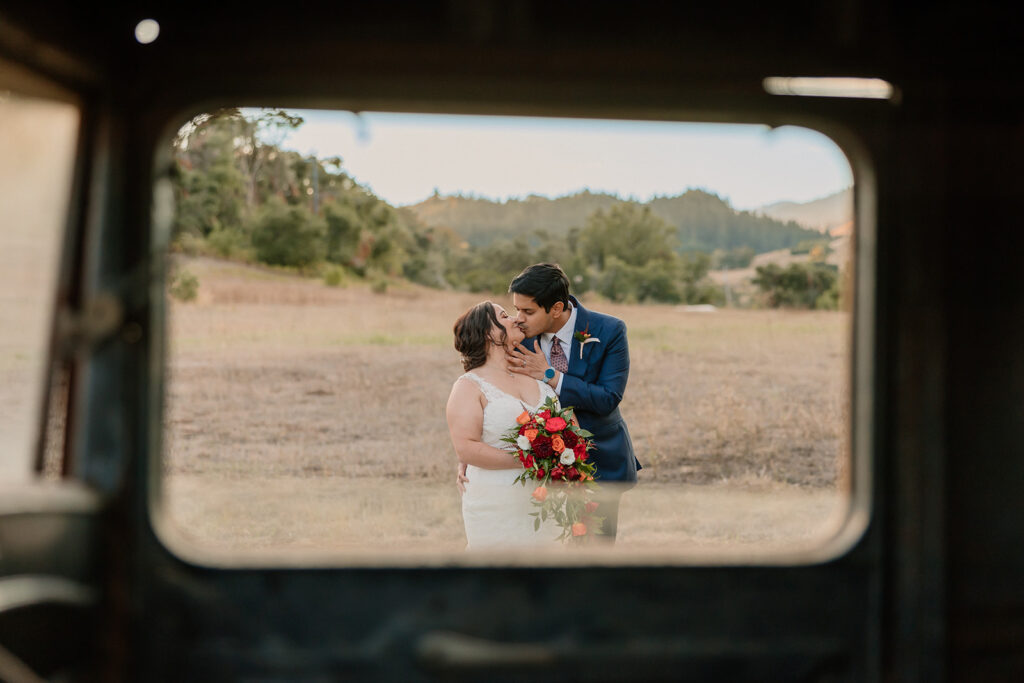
left=446, top=301, right=560, bottom=549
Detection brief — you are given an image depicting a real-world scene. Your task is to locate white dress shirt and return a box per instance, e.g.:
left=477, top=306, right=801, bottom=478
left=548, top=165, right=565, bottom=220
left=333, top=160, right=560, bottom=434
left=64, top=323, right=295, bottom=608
left=539, top=303, right=577, bottom=395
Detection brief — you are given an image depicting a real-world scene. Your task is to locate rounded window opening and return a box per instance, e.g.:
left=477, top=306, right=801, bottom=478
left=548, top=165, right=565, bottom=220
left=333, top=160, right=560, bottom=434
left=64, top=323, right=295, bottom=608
left=155, top=109, right=864, bottom=565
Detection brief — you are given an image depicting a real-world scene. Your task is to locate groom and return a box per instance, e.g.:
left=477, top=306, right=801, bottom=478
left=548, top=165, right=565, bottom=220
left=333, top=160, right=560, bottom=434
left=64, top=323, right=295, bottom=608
left=506, top=262, right=641, bottom=541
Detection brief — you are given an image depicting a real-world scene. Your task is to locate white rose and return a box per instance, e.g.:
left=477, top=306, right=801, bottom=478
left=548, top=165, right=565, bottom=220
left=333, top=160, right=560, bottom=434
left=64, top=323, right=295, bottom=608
left=516, top=435, right=531, bottom=450
left=559, top=450, right=576, bottom=465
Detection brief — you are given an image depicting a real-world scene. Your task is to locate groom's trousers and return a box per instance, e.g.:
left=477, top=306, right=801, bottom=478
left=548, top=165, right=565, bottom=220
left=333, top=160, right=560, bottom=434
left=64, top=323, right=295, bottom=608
left=594, top=486, right=625, bottom=543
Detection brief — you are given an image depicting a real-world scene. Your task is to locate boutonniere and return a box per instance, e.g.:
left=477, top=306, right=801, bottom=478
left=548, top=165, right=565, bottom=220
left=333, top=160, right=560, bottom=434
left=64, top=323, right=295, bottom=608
left=573, top=326, right=600, bottom=359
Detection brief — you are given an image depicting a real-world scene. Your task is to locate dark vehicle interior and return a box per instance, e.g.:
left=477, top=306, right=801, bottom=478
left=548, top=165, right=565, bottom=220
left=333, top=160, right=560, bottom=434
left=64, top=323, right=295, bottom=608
left=0, top=1, right=1022, bottom=680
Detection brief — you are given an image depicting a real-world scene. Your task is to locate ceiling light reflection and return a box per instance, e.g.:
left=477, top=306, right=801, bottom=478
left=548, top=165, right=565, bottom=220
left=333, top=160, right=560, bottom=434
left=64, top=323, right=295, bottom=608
left=763, top=77, right=896, bottom=100
left=135, top=19, right=160, bottom=45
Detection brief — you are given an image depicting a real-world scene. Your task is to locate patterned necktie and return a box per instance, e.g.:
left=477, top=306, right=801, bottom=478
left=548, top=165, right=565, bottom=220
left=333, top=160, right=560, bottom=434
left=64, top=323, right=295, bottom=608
left=550, top=337, right=569, bottom=374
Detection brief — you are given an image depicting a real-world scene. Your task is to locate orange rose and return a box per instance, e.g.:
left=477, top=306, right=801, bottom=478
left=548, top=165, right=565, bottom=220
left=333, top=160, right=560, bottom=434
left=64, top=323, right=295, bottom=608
left=551, top=435, right=565, bottom=453
left=524, top=428, right=539, bottom=441
left=532, top=486, right=548, bottom=502
left=516, top=411, right=531, bottom=425
left=571, top=522, right=588, bottom=536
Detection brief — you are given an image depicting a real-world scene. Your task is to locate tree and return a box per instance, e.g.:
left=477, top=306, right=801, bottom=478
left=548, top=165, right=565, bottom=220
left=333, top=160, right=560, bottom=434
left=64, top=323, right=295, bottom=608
left=250, top=199, right=324, bottom=268
left=679, top=252, right=723, bottom=305
left=324, top=203, right=364, bottom=266
left=752, top=262, right=839, bottom=309
left=172, top=115, right=247, bottom=240
left=579, top=203, right=677, bottom=269
left=711, top=246, right=755, bottom=269
left=234, top=109, right=305, bottom=209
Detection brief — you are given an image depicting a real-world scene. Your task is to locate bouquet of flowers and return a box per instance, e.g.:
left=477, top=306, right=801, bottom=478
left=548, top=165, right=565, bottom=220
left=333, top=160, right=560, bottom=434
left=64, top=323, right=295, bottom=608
left=502, top=396, right=604, bottom=543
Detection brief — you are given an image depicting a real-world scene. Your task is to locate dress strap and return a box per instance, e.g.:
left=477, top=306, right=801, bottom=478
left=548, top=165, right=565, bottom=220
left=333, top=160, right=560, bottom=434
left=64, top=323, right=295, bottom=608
left=460, top=372, right=507, bottom=405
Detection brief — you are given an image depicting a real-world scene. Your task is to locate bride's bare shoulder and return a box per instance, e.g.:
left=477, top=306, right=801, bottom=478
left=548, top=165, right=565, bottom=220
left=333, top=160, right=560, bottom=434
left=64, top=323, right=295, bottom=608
left=448, top=373, right=484, bottom=402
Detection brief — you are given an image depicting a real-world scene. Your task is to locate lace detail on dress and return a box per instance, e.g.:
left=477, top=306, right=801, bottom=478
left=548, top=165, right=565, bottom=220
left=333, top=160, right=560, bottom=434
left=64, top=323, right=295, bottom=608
left=459, top=372, right=556, bottom=450
left=456, top=371, right=561, bottom=549
left=459, top=372, right=512, bottom=406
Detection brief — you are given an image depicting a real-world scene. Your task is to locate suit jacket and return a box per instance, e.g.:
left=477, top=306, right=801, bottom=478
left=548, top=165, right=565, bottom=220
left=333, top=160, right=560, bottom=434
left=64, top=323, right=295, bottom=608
left=525, top=296, right=641, bottom=483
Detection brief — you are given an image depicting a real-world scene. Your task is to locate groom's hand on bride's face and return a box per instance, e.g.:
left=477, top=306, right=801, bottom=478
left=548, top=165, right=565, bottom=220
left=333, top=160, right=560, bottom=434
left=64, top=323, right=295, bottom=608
left=507, top=342, right=545, bottom=379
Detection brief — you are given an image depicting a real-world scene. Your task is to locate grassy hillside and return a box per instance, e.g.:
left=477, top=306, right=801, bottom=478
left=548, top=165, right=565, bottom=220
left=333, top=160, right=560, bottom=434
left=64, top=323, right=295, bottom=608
left=407, top=189, right=823, bottom=253
left=757, top=187, right=853, bottom=233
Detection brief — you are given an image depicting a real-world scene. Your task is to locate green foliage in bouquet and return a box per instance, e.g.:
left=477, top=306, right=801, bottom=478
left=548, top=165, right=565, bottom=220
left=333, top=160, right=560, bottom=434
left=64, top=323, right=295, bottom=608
left=502, top=397, right=605, bottom=544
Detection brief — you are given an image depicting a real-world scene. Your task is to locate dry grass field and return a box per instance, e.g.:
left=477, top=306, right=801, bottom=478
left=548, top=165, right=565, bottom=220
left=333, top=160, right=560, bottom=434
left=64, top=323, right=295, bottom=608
left=161, top=256, right=851, bottom=559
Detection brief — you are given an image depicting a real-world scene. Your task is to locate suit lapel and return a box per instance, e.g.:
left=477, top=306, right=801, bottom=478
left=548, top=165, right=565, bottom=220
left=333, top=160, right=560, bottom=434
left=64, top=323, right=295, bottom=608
left=568, top=297, right=592, bottom=377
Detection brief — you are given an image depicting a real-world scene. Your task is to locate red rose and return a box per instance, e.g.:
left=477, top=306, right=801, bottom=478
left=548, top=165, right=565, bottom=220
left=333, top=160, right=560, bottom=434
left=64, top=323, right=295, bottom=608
left=544, top=416, right=567, bottom=432
left=535, top=467, right=545, bottom=479
left=523, top=454, right=535, bottom=468
left=574, top=444, right=588, bottom=461
left=567, top=467, right=581, bottom=481
left=537, top=410, right=552, bottom=420
left=585, top=501, right=599, bottom=513
left=551, top=466, right=565, bottom=481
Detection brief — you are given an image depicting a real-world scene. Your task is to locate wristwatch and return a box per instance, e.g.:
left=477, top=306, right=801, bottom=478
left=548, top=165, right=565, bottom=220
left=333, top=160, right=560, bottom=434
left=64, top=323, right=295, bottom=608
left=544, top=367, right=556, bottom=381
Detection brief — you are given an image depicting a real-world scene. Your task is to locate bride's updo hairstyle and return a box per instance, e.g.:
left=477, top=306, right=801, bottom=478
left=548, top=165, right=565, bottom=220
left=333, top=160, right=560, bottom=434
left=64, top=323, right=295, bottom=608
left=454, top=301, right=507, bottom=371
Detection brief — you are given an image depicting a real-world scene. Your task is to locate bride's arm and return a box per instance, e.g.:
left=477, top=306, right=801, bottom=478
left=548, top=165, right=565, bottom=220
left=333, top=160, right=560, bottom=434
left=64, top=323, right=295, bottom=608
left=446, top=379, right=518, bottom=470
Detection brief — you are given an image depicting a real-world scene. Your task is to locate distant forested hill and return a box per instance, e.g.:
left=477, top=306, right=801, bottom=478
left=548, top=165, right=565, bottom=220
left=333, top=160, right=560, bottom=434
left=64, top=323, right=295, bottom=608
left=406, top=189, right=822, bottom=254
left=407, top=191, right=620, bottom=246
left=756, top=187, right=853, bottom=233
left=648, top=191, right=822, bottom=253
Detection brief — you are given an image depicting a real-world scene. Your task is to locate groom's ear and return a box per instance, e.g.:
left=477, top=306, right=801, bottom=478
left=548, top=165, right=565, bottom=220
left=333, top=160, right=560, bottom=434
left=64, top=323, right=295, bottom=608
left=550, top=301, right=565, bottom=317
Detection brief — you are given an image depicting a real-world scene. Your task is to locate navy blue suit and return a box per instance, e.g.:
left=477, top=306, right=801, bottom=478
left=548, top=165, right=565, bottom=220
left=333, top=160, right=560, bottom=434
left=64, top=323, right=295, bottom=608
left=525, top=296, right=641, bottom=485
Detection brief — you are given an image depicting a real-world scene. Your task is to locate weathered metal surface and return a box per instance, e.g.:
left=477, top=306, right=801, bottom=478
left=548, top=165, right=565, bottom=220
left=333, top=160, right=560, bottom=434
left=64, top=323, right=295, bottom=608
left=1, top=2, right=1022, bottom=681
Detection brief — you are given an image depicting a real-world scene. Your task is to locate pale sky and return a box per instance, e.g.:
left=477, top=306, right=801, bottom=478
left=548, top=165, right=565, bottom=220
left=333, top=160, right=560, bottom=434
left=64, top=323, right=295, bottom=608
left=272, top=109, right=853, bottom=211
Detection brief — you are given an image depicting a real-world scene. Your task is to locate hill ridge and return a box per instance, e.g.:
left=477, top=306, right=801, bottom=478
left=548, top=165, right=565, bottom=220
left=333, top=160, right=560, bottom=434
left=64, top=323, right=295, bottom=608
left=407, top=188, right=826, bottom=254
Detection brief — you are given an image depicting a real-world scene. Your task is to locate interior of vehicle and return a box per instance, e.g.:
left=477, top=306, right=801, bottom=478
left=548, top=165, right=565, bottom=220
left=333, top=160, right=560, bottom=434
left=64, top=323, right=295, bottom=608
left=0, top=2, right=1022, bottom=680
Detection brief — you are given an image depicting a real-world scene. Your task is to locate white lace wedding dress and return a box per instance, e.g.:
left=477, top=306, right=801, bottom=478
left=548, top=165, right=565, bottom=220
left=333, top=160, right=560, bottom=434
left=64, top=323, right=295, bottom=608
left=459, top=372, right=562, bottom=550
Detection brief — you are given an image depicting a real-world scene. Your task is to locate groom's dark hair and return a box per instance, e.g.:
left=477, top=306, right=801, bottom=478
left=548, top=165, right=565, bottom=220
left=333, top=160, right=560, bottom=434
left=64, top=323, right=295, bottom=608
left=509, top=263, right=571, bottom=312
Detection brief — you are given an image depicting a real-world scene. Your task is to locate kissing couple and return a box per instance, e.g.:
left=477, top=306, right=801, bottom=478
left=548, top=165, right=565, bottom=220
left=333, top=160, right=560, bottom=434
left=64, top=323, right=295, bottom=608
left=446, top=263, right=641, bottom=550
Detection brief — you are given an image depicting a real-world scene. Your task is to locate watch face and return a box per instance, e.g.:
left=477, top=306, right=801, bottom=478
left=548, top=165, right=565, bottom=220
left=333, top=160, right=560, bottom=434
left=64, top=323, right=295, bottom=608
left=545, top=368, right=555, bottom=380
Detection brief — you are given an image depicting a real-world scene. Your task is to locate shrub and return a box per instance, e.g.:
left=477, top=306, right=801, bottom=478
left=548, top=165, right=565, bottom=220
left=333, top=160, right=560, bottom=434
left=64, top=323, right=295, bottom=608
left=752, top=262, right=838, bottom=309
left=250, top=200, right=324, bottom=268
left=323, top=264, right=347, bottom=287
left=370, top=272, right=389, bottom=294
left=711, top=246, right=756, bottom=269
left=790, top=239, right=832, bottom=256
left=593, top=256, right=643, bottom=303
left=169, top=270, right=199, bottom=302
left=684, top=280, right=726, bottom=306
left=207, top=228, right=250, bottom=260
left=324, top=203, right=363, bottom=265
left=171, top=233, right=207, bottom=256
left=815, top=277, right=841, bottom=310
